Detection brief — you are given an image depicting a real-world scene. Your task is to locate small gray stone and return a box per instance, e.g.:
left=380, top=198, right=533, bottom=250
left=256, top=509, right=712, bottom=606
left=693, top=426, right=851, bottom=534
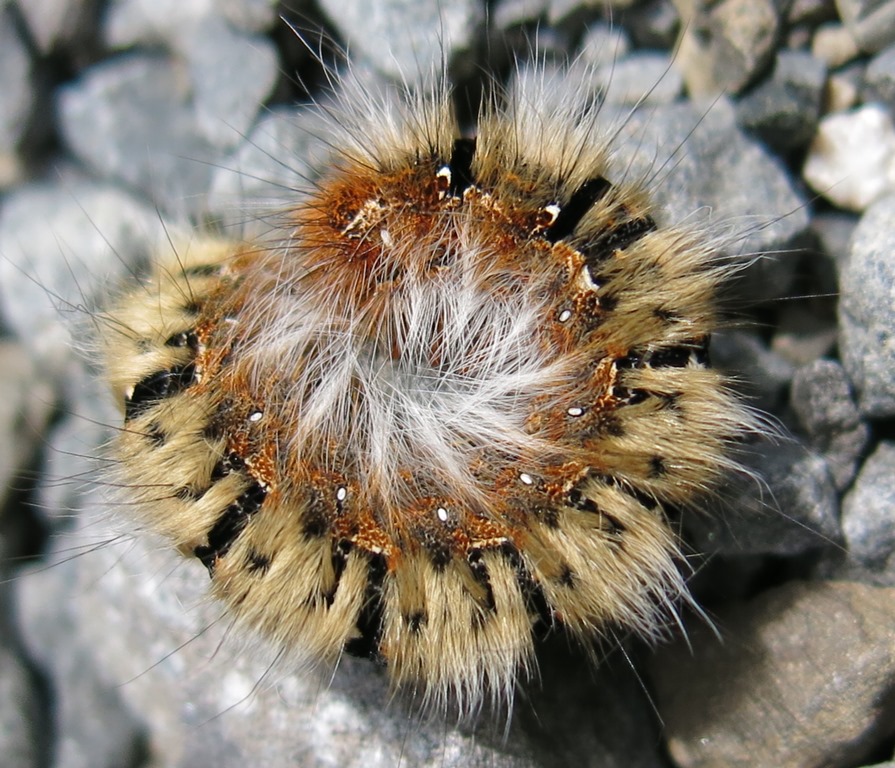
left=0, top=641, right=42, bottom=768
left=17, top=0, right=93, bottom=53
left=104, top=0, right=280, bottom=48
left=60, top=509, right=666, bottom=767
left=863, top=43, right=895, bottom=113
left=17, top=553, right=148, bottom=768
left=736, top=50, right=827, bottom=154
left=0, top=8, right=33, bottom=186
left=0, top=177, right=166, bottom=384
left=625, top=0, right=681, bottom=49
left=596, top=51, right=682, bottom=106
left=207, top=107, right=324, bottom=235
left=0, top=342, right=56, bottom=509
left=837, top=0, right=895, bottom=52
left=675, top=0, right=783, bottom=96
left=838, top=195, right=895, bottom=416
left=811, top=210, right=858, bottom=268
left=492, top=0, right=549, bottom=29
left=609, top=98, right=809, bottom=301
left=317, top=0, right=482, bottom=82
left=58, top=54, right=221, bottom=212
left=804, top=104, right=895, bottom=212
left=651, top=581, right=895, bottom=768
left=174, top=16, right=278, bottom=149
left=842, top=441, right=895, bottom=568
left=791, top=358, right=869, bottom=490
left=578, top=23, right=631, bottom=70
left=711, top=330, right=795, bottom=413
left=690, top=438, right=841, bottom=556
left=812, top=20, right=863, bottom=67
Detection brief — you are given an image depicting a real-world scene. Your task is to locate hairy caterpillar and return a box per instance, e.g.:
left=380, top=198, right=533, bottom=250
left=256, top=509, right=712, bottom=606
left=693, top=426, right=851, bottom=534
left=96, top=54, right=758, bottom=719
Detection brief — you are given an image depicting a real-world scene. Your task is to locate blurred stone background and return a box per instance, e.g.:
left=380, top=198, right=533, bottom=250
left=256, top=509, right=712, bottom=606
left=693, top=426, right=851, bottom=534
left=1, top=0, right=895, bottom=766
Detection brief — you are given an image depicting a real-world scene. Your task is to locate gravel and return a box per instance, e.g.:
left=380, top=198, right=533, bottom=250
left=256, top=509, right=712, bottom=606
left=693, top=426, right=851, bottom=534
left=803, top=103, right=895, bottom=211
left=1, top=2, right=892, bottom=767
left=838, top=194, right=895, bottom=417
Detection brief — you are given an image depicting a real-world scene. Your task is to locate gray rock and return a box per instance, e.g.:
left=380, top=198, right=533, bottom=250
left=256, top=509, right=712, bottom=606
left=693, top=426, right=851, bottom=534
left=492, top=0, right=550, bottom=29
left=578, top=23, right=630, bottom=69
left=838, top=194, right=895, bottom=416
left=837, top=0, right=895, bottom=52
left=812, top=20, right=863, bottom=67
left=0, top=640, right=42, bottom=768
left=842, top=441, right=895, bottom=568
left=804, top=104, right=895, bottom=212
left=650, top=581, right=895, bottom=768
left=104, top=0, right=280, bottom=47
left=811, top=210, right=858, bottom=268
left=17, top=553, right=148, bottom=768
left=675, top=0, right=783, bottom=96
left=596, top=51, right=683, bottom=106
left=690, top=438, right=841, bottom=556
left=711, top=330, right=795, bottom=413
left=736, top=50, right=827, bottom=154
left=791, top=358, right=869, bottom=490
left=58, top=54, right=221, bottom=212
left=0, top=8, right=33, bottom=187
left=0, top=177, right=166, bottom=385
left=625, top=0, right=681, bottom=49
left=17, top=0, right=93, bottom=53
left=174, top=15, right=279, bottom=149
left=317, top=0, right=482, bottom=81
left=609, top=98, right=809, bottom=301
left=51, top=521, right=664, bottom=768
left=771, top=304, right=838, bottom=367
left=863, top=43, right=895, bottom=113
left=207, top=107, right=325, bottom=235
left=0, top=342, right=56, bottom=508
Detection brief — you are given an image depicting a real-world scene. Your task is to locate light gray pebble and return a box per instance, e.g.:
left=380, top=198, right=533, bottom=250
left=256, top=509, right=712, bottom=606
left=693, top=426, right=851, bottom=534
left=610, top=98, right=809, bottom=300
left=0, top=8, right=34, bottom=187
left=207, top=107, right=328, bottom=235
left=0, top=342, right=56, bottom=509
left=0, top=640, right=43, bottom=768
left=174, top=16, right=278, bottom=150
left=837, top=0, right=895, bottom=52
left=625, top=0, right=681, bottom=49
left=811, top=210, right=858, bottom=267
left=17, top=0, right=93, bottom=53
left=791, top=358, right=869, bottom=490
left=492, top=0, right=549, bottom=29
left=804, top=104, right=895, bottom=212
left=596, top=51, right=682, bottom=106
left=317, top=0, right=482, bottom=81
left=58, top=54, right=223, bottom=212
left=863, top=43, right=895, bottom=112
left=711, top=330, right=795, bottom=413
left=578, top=23, right=631, bottom=70
left=0, top=177, right=166, bottom=384
left=676, top=0, right=783, bottom=96
left=690, top=439, right=841, bottom=556
left=59, top=524, right=662, bottom=768
left=812, top=20, right=863, bottom=67
left=651, top=581, right=895, bottom=768
left=36, top=389, right=117, bottom=531
left=842, top=441, right=895, bottom=568
left=17, top=554, right=148, bottom=768
left=104, top=0, right=280, bottom=48
left=736, top=50, right=827, bottom=154
left=838, top=194, right=895, bottom=417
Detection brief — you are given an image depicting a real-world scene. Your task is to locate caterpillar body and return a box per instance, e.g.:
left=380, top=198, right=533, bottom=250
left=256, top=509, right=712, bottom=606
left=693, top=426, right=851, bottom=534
left=101, top=61, right=753, bottom=716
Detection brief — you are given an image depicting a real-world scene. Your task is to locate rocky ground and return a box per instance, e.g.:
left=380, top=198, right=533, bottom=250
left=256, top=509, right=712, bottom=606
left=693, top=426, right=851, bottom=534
left=1, top=0, right=895, bottom=766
